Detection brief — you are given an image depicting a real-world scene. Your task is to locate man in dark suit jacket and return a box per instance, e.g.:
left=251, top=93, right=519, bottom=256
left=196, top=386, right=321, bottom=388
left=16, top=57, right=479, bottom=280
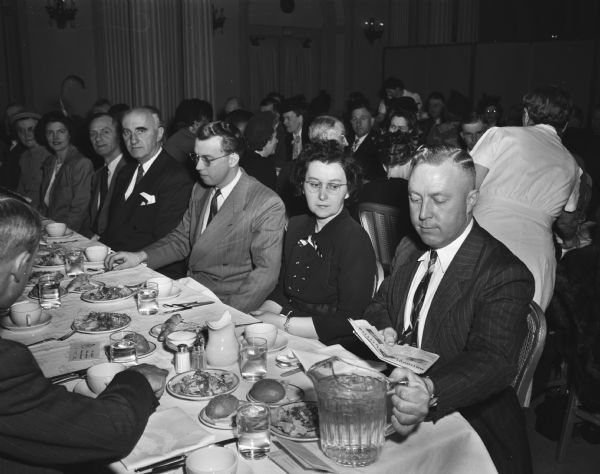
left=364, top=145, right=534, bottom=474
left=349, top=100, right=385, bottom=181
left=81, top=113, right=129, bottom=239
left=0, top=196, right=168, bottom=473
left=107, top=121, right=286, bottom=312
left=102, top=107, right=193, bottom=279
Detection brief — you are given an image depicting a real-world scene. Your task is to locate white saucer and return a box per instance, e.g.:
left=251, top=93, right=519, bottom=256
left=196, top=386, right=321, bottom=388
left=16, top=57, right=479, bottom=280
left=158, top=285, right=183, bottom=301
left=0, top=313, right=52, bottom=331
left=44, top=230, right=75, bottom=242
left=73, top=379, right=98, bottom=398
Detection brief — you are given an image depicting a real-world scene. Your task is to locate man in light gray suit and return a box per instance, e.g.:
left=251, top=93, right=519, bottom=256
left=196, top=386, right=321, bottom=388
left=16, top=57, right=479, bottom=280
left=107, top=121, right=286, bottom=312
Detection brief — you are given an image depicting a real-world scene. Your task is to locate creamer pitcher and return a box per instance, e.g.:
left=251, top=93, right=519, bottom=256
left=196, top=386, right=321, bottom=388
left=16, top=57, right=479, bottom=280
left=205, top=311, right=239, bottom=366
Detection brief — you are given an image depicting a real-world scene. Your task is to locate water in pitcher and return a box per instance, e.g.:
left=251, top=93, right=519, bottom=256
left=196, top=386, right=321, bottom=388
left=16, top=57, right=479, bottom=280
left=309, top=360, right=388, bottom=468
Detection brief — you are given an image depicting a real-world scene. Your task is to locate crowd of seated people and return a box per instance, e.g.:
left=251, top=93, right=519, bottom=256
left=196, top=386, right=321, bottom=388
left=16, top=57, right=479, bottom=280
left=2, top=76, right=599, bottom=474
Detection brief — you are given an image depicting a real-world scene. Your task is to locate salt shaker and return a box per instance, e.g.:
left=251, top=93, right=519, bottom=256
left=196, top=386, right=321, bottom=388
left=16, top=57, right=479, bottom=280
left=191, top=337, right=206, bottom=370
left=175, top=344, right=191, bottom=373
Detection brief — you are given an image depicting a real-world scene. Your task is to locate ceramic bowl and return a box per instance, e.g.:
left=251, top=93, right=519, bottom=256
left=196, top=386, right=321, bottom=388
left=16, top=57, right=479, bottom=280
left=10, top=301, right=43, bottom=327
left=146, top=276, right=173, bottom=298
left=186, top=446, right=238, bottom=474
left=166, top=330, right=197, bottom=351
left=84, top=245, right=109, bottom=262
left=86, top=362, right=126, bottom=394
left=45, top=222, right=67, bottom=237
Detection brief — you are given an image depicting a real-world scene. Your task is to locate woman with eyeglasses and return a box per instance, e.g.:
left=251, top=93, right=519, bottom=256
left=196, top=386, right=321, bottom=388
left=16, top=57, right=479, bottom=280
left=251, top=140, right=376, bottom=348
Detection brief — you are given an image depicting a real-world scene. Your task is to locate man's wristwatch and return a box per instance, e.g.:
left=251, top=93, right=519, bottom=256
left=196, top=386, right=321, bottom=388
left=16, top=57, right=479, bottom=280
left=423, top=376, right=438, bottom=408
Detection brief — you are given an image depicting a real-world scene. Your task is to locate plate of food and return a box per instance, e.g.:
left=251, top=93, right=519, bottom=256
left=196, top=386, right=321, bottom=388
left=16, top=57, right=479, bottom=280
left=27, top=270, right=65, bottom=287
left=73, top=311, right=131, bottom=334
left=80, top=285, right=134, bottom=303
left=149, top=314, right=203, bottom=341
left=66, top=274, right=105, bottom=294
left=103, top=332, right=156, bottom=359
left=33, top=248, right=66, bottom=271
left=270, top=401, right=319, bottom=441
left=198, top=394, right=240, bottom=430
left=167, top=369, right=240, bottom=401
left=247, top=379, right=304, bottom=406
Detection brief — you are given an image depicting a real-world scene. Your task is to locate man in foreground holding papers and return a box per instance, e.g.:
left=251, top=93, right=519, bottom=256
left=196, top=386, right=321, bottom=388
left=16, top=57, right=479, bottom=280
left=363, top=146, right=534, bottom=474
left=0, top=196, right=168, bottom=473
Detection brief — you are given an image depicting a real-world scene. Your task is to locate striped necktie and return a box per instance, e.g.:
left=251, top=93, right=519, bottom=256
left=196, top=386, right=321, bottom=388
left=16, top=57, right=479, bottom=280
left=206, top=188, right=221, bottom=227
left=400, top=250, right=438, bottom=347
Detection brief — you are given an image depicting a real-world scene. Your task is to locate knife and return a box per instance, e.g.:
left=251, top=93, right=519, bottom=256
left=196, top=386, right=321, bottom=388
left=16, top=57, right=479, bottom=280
left=49, top=367, right=90, bottom=384
left=162, top=301, right=214, bottom=314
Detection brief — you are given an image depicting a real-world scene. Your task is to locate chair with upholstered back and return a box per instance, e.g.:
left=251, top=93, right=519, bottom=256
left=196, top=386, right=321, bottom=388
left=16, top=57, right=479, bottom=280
left=358, top=203, right=404, bottom=274
left=512, top=302, right=547, bottom=407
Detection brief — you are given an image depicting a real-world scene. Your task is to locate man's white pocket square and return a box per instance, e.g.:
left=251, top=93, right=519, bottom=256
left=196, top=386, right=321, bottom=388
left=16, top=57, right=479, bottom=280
left=140, top=192, right=156, bottom=205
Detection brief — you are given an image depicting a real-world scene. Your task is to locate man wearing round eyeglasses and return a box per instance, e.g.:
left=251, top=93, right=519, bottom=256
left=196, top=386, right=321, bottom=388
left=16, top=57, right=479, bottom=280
left=102, top=107, right=193, bottom=278
left=107, top=121, right=286, bottom=312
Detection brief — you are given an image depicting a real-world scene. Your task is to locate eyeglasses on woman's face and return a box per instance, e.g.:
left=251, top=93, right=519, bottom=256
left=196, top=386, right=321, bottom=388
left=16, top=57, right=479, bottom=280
left=303, top=179, right=348, bottom=194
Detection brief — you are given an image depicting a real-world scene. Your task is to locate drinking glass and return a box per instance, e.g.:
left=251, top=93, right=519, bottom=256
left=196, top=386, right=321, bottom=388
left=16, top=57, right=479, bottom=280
left=64, top=249, right=85, bottom=277
left=38, top=274, right=62, bottom=309
left=239, top=337, right=267, bottom=381
left=136, top=282, right=159, bottom=315
left=236, top=402, right=270, bottom=460
left=109, top=331, right=138, bottom=366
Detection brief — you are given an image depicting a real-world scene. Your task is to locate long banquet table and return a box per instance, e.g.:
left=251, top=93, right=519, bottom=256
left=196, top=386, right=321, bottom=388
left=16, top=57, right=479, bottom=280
left=0, top=233, right=498, bottom=474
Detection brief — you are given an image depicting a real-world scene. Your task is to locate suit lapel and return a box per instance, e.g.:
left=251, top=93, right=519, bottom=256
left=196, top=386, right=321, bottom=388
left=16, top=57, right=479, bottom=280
left=200, top=173, right=249, bottom=244
left=421, top=224, right=484, bottom=349
left=391, top=246, right=422, bottom=333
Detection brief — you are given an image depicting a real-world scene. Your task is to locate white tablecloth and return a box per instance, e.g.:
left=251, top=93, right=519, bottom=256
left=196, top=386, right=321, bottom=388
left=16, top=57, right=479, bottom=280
left=1, top=247, right=497, bottom=474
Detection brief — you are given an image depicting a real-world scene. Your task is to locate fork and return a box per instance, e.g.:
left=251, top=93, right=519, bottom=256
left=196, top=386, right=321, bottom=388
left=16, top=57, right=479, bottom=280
left=26, top=328, right=77, bottom=347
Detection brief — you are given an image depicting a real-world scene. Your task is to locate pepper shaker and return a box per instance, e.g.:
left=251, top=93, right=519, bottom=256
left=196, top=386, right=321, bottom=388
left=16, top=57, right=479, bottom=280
left=191, top=337, right=206, bottom=371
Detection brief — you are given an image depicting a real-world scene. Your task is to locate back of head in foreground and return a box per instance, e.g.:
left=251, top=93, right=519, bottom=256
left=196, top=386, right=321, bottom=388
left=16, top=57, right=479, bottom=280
left=0, top=197, right=41, bottom=310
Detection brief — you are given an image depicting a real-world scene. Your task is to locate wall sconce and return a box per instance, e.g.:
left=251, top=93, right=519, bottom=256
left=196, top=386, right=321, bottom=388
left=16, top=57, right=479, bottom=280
left=213, top=5, right=226, bottom=34
left=46, top=0, right=77, bottom=29
left=363, top=17, right=384, bottom=44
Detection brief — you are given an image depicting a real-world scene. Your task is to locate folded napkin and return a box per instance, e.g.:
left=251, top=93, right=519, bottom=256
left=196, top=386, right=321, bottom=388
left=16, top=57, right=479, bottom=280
left=292, top=344, right=386, bottom=373
left=121, top=407, right=215, bottom=471
left=177, top=277, right=220, bottom=301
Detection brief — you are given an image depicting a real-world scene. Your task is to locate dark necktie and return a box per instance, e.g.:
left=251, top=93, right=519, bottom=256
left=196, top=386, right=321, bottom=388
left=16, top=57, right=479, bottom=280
left=135, top=164, right=144, bottom=186
left=98, top=166, right=109, bottom=210
left=206, top=188, right=221, bottom=227
left=400, top=250, right=438, bottom=347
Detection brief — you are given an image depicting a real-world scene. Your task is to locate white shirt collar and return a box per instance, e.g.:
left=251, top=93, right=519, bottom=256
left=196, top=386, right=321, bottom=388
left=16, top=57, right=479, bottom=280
left=218, top=168, right=242, bottom=201
left=418, top=219, right=474, bottom=273
left=140, top=147, right=162, bottom=173
left=106, top=153, right=123, bottom=176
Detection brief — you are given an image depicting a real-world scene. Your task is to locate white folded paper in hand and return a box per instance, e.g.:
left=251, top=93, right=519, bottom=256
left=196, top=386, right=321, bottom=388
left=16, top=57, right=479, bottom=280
left=348, top=319, right=439, bottom=374
left=121, top=407, right=215, bottom=470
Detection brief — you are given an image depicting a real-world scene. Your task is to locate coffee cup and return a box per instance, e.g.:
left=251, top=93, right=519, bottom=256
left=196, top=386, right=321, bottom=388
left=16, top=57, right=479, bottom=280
left=84, top=245, right=109, bottom=262
left=245, top=323, right=278, bottom=349
left=146, top=277, right=173, bottom=298
left=10, top=301, right=43, bottom=327
left=46, top=222, right=67, bottom=237
left=86, top=362, right=126, bottom=394
left=186, top=446, right=238, bottom=474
